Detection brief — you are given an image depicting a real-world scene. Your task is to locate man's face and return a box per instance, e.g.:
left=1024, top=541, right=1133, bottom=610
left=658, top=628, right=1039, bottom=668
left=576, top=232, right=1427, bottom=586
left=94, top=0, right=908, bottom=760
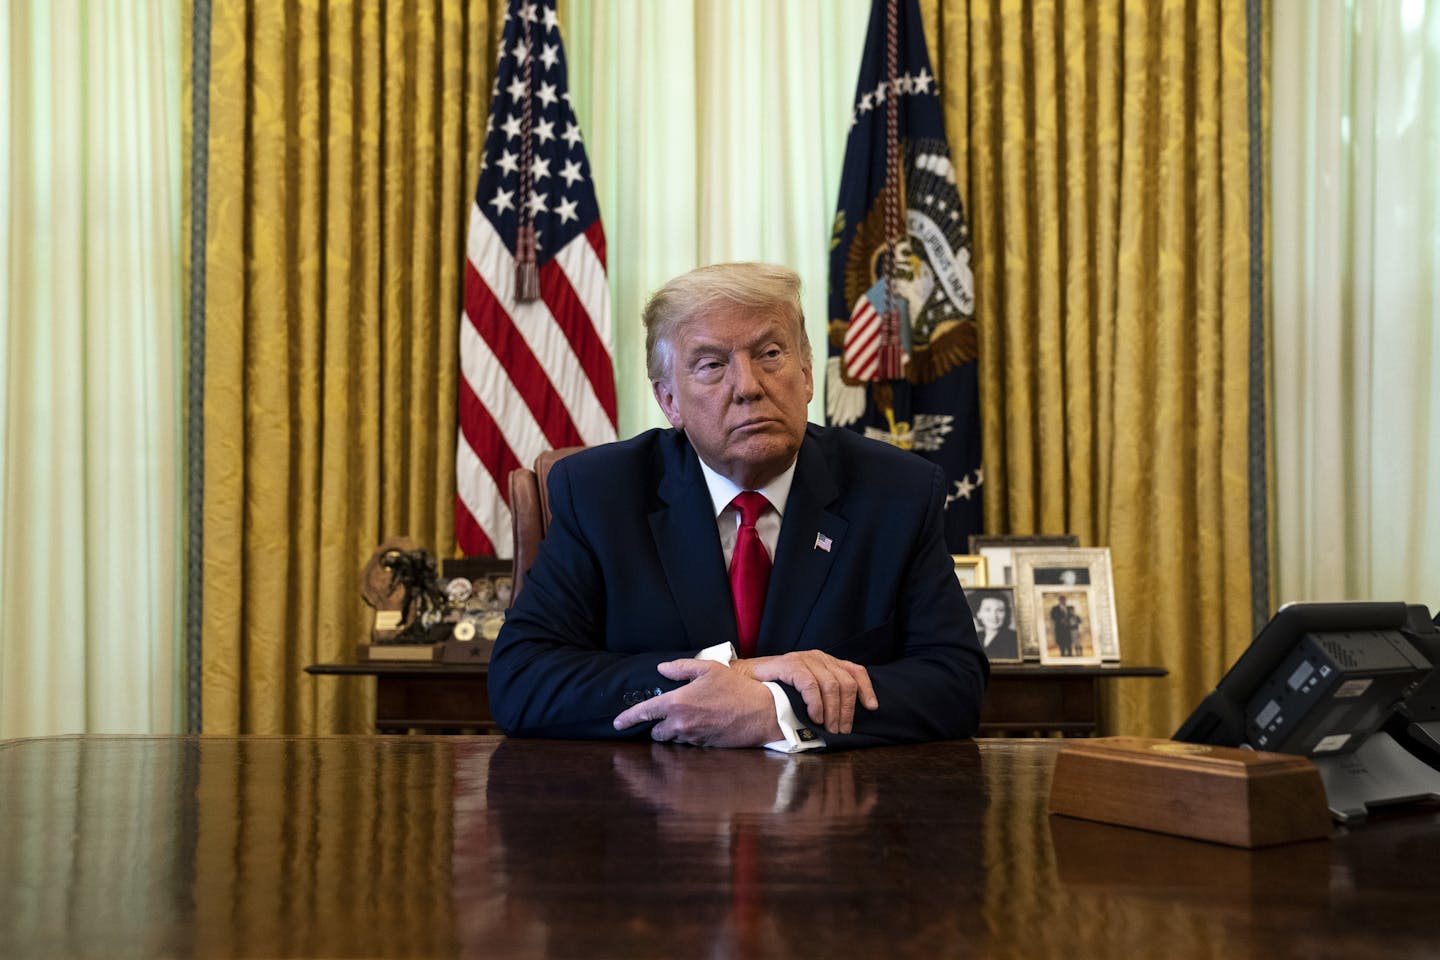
left=652, top=305, right=813, bottom=489
left=976, top=597, right=1007, bottom=631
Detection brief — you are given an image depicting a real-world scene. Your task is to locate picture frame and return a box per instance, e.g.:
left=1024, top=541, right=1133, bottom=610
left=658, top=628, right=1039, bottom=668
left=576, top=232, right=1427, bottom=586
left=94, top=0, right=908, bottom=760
left=951, top=554, right=989, bottom=588
left=965, top=586, right=1023, bottom=663
left=1034, top=584, right=1104, bottom=665
left=1012, top=548, right=1120, bottom=661
left=967, top=534, right=1081, bottom=586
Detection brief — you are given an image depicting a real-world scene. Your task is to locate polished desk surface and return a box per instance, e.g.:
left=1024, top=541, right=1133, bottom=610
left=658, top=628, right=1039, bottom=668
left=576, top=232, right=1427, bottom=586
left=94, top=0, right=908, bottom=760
left=2, top=736, right=1437, bottom=959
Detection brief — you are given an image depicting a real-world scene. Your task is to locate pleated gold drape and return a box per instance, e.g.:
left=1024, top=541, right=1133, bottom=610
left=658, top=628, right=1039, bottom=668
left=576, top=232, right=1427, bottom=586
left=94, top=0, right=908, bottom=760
left=187, top=1, right=506, bottom=733
left=919, top=0, right=1270, bottom=737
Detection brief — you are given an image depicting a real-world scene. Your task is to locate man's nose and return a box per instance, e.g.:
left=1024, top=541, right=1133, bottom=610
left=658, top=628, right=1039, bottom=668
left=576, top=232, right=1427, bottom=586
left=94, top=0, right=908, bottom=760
left=729, top=356, right=763, bottom=399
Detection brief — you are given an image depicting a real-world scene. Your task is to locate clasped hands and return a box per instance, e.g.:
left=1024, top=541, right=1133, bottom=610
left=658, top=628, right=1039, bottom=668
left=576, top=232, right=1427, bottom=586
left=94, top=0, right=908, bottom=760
left=611, top=650, right=878, bottom=748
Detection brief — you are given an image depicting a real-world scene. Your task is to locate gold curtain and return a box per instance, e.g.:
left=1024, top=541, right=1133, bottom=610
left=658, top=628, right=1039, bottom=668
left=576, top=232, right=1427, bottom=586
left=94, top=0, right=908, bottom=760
left=919, top=0, right=1271, bottom=737
left=187, top=1, right=506, bottom=734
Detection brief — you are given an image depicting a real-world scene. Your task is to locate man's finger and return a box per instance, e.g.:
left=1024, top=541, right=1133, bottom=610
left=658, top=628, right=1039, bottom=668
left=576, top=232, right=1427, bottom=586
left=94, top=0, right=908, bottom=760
left=836, top=671, right=858, bottom=733
left=817, top=668, right=843, bottom=732
left=820, top=664, right=857, bottom=733
left=656, top=658, right=712, bottom=682
left=835, top=662, right=875, bottom=713
left=613, top=693, right=670, bottom=730
left=648, top=716, right=675, bottom=742
left=840, top=660, right=879, bottom=711
left=791, top=672, right=825, bottom=724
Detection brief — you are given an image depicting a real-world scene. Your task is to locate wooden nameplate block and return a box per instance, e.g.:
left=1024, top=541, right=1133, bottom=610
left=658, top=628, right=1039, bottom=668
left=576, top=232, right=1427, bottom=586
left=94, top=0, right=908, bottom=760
left=1048, top=737, right=1332, bottom=848
left=440, top=638, right=496, bottom=664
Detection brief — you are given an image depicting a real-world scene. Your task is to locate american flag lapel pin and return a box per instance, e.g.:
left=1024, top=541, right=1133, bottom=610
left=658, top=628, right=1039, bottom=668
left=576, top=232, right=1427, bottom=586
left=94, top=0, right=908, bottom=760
left=814, top=533, right=833, bottom=553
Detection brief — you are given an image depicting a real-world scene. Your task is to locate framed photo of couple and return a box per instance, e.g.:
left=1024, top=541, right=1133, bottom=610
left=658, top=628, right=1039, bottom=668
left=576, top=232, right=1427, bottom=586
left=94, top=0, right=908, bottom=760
left=1011, top=548, right=1121, bottom=663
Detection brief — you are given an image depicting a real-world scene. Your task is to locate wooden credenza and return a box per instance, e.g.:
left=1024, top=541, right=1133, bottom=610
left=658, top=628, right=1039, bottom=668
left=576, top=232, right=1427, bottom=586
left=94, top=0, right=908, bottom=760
left=306, top=661, right=1167, bottom=736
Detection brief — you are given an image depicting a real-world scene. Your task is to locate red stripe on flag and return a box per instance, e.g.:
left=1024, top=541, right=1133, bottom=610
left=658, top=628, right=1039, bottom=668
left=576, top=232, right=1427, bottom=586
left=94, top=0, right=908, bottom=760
left=458, top=375, right=522, bottom=498
left=455, top=496, right=495, bottom=557
left=847, top=322, right=880, bottom=358
left=849, top=299, right=877, bottom=325
left=584, top=220, right=606, bottom=269
left=539, top=259, right=618, bottom=429
left=465, top=260, right=587, bottom=449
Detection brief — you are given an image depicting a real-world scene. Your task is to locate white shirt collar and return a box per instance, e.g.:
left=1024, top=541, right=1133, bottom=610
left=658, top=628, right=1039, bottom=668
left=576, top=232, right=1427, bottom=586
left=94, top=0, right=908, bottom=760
left=696, top=454, right=798, bottom=519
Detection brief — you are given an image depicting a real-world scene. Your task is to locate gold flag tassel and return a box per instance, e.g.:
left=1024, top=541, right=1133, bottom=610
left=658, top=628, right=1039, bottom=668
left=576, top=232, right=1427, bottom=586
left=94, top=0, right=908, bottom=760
left=515, top=224, right=540, bottom=302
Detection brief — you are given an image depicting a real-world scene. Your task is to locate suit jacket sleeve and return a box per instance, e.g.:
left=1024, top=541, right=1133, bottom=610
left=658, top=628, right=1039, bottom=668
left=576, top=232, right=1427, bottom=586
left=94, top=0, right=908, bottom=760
left=486, top=455, right=692, bottom=740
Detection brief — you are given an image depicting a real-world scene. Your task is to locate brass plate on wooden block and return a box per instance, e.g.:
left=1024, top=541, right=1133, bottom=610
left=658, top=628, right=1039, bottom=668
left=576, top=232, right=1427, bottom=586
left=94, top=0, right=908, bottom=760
left=358, top=643, right=441, bottom=662
left=1048, top=736, right=1332, bottom=848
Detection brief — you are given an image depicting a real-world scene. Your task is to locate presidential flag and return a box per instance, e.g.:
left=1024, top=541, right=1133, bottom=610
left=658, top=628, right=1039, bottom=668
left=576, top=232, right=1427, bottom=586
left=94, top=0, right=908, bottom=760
left=456, top=0, right=617, bottom=557
left=825, top=0, right=981, bottom=550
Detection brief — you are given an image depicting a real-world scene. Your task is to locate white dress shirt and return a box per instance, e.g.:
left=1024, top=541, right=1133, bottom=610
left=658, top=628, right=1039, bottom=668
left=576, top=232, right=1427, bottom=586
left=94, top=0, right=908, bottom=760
left=693, top=456, right=823, bottom=753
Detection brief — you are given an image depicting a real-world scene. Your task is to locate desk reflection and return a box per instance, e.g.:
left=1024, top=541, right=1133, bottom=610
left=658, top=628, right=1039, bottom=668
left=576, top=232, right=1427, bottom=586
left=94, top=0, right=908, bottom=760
left=462, top=739, right=986, bottom=959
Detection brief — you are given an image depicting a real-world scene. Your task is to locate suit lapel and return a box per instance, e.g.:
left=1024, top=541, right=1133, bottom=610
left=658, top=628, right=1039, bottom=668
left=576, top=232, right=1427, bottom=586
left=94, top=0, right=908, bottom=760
left=648, top=434, right=738, bottom=650
left=759, top=434, right=847, bottom=654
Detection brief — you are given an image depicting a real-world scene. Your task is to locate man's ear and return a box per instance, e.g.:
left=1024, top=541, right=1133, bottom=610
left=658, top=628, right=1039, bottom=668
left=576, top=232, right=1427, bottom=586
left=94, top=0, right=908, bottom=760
left=652, top=379, right=684, bottom=429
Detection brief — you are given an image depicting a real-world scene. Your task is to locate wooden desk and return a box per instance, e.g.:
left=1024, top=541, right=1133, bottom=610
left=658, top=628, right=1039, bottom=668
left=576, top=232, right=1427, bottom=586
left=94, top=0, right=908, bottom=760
left=2, top=736, right=1436, bottom=958
left=308, top=660, right=1167, bottom=736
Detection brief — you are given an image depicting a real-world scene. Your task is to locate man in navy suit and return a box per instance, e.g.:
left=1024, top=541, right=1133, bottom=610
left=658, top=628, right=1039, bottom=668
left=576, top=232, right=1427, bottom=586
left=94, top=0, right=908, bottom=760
left=487, top=262, right=988, bottom=750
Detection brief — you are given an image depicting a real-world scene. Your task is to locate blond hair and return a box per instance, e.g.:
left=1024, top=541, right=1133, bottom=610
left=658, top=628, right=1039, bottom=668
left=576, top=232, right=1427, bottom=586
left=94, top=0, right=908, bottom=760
left=642, top=262, right=811, bottom=381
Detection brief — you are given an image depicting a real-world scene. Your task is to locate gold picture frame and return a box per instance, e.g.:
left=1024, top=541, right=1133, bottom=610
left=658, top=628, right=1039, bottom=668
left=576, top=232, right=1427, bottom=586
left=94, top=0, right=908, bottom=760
left=951, top=554, right=989, bottom=589
left=1012, top=548, right=1120, bottom=661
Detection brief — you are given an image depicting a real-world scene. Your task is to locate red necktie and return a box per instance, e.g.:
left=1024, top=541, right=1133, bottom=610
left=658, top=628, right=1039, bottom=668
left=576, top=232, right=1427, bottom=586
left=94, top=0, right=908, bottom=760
left=728, top=492, right=771, bottom=659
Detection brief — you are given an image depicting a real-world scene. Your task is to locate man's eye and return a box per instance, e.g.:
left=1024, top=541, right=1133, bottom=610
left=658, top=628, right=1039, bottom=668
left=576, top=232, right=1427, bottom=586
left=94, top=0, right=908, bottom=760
left=697, top=360, right=724, bottom=372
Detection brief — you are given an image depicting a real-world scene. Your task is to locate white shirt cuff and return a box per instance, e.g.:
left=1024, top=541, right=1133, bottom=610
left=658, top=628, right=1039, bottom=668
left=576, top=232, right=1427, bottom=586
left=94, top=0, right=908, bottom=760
left=762, top=681, right=825, bottom=753
left=696, top=641, right=736, bottom=664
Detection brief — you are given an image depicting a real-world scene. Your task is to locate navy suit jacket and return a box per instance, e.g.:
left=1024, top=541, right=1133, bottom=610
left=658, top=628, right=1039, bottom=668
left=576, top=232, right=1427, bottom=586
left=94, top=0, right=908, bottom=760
left=487, top=424, right=989, bottom=748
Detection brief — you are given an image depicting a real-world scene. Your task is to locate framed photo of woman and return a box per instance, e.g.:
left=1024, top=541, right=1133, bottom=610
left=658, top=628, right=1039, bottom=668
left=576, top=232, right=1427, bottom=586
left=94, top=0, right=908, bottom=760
left=965, top=586, right=1023, bottom=663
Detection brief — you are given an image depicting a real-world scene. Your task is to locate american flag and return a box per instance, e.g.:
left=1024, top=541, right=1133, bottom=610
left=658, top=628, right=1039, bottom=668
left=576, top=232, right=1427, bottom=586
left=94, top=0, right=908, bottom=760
left=456, top=0, right=617, bottom=557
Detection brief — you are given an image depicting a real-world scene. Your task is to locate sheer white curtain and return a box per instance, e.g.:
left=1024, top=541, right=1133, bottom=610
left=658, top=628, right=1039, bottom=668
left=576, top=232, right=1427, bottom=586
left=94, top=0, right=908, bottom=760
left=561, top=0, right=869, bottom=437
left=1272, top=0, right=1440, bottom=609
left=0, top=2, right=182, bottom=736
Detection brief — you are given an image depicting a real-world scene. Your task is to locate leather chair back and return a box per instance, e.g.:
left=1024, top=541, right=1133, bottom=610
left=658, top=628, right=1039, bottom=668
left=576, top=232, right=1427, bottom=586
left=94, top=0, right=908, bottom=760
left=508, top=447, right=584, bottom=599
